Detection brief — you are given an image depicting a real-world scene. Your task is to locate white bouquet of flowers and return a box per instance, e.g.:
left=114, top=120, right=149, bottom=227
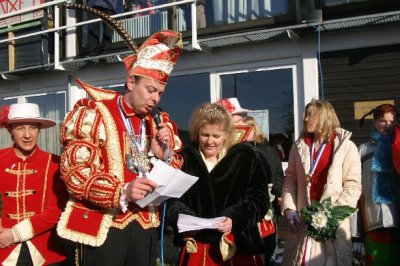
left=301, top=197, right=357, bottom=241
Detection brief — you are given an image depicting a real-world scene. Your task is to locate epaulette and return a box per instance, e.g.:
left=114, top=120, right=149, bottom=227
left=77, top=78, right=119, bottom=102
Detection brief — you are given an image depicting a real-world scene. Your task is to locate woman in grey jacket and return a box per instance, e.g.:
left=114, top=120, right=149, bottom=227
left=281, top=99, right=361, bottom=266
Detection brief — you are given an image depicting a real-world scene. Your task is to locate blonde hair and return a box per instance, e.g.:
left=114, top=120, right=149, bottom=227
left=189, top=103, right=233, bottom=151
left=303, top=99, right=340, bottom=142
left=242, top=116, right=267, bottom=144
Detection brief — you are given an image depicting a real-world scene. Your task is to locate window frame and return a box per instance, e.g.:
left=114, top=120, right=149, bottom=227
left=209, top=59, right=304, bottom=140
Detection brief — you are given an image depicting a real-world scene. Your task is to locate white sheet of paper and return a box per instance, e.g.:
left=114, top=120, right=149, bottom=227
left=177, top=214, right=226, bottom=233
left=136, top=160, right=198, bottom=208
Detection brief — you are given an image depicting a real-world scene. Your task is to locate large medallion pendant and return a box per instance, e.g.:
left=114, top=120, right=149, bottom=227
left=126, top=151, right=150, bottom=175
left=126, top=154, right=138, bottom=174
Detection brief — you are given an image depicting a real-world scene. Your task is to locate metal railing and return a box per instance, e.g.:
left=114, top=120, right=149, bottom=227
left=0, top=0, right=198, bottom=76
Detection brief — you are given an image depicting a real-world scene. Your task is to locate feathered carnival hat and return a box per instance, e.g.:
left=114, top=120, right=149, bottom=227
left=63, top=3, right=182, bottom=84
left=123, top=30, right=182, bottom=84
left=0, top=103, right=56, bottom=129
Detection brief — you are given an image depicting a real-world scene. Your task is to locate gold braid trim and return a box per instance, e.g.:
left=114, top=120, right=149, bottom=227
left=77, top=79, right=119, bottom=102
left=95, top=102, right=124, bottom=184
left=183, top=237, right=198, bottom=254
left=112, top=207, right=160, bottom=229
left=41, top=154, right=51, bottom=213
left=7, top=212, right=35, bottom=220
left=220, top=233, right=237, bottom=261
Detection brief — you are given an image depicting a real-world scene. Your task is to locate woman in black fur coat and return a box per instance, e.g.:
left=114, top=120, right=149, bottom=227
left=166, top=103, right=269, bottom=266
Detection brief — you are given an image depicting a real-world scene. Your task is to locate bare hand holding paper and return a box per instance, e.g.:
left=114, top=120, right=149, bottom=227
left=135, top=160, right=198, bottom=208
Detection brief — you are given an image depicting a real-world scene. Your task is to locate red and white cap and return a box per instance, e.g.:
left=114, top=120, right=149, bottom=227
left=123, top=30, right=183, bottom=84
left=215, top=98, right=249, bottom=115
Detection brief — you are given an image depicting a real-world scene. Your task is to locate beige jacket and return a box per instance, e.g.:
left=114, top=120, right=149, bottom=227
left=281, top=128, right=362, bottom=266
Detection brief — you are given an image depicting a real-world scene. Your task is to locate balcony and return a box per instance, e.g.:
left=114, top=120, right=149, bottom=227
left=0, top=0, right=399, bottom=78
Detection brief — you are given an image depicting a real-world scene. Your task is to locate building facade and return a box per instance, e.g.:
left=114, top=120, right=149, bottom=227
left=0, top=0, right=399, bottom=158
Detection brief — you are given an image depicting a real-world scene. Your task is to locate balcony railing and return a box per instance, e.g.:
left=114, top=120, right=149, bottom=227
left=0, top=0, right=200, bottom=76
left=0, top=0, right=399, bottom=77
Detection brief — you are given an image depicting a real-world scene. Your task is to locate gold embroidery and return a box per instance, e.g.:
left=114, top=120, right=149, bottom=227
left=232, top=125, right=253, bottom=144
left=9, top=162, right=39, bottom=222
left=5, top=168, right=37, bottom=175
left=203, top=243, right=207, bottom=266
left=111, top=208, right=160, bottom=229
left=112, top=212, right=134, bottom=229
left=123, top=132, right=130, bottom=165
left=75, top=243, right=80, bottom=266
left=79, top=79, right=118, bottom=101
left=8, top=212, right=35, bottom=220
left=16, top=163, right=20, bottom=222
left=22, top=163, right=27, bottom=222
left=41, top=154, right=51, bottom=212
left=220, top=234, right=237, bottom=261
left=5, top=190, right=36, bottom=197
left=184, top=238, right=197, bottom=253
left=96, top=102, right=124, bottom=183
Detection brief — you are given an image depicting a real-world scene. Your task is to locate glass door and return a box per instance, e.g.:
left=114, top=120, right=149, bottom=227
left=218, top=67, right=296, bottom=162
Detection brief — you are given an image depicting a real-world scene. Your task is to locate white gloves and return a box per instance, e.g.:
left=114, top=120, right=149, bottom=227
left=285, top=209, right=300, bottom=232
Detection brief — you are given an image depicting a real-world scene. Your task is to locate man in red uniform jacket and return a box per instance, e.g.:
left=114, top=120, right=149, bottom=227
left=0, top=102, right=67, bottom=265
left=57, top=30, right=184, bottom=266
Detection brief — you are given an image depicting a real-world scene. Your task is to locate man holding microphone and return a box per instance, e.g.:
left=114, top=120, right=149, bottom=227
left=57, top=30, right=184, bottom=266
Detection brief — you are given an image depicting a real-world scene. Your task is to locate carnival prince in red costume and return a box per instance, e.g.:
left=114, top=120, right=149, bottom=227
left=57, top=28, right=184, bottom=265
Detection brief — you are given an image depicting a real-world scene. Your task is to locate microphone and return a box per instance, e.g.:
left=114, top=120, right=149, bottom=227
left=151, top=107, right=162, bottom=129
left=151, top=107, right=167, bottom=146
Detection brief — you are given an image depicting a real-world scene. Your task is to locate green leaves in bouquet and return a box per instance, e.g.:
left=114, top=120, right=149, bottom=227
left=301, top=197, right=357, bottom=242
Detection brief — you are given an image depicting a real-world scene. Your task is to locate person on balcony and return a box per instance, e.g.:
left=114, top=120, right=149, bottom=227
left=87, top=0, right=124, bottom=55
left=0, top=103, right=68, bottom=265
left=135, top=0, right=156, bottom=16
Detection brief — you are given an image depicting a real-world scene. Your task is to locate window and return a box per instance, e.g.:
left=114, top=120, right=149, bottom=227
left=0, top=92, right=66, bottom=155
left=159, top=73, right=210, bottom=146
left=220, top=68, right=295, bottom=161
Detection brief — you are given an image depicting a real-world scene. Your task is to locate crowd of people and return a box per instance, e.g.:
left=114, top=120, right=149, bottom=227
left=0, top=4, right=399, bottom=266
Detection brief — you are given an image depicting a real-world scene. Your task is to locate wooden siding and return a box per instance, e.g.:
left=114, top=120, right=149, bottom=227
left=321, top=44, right=400, bottom=146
